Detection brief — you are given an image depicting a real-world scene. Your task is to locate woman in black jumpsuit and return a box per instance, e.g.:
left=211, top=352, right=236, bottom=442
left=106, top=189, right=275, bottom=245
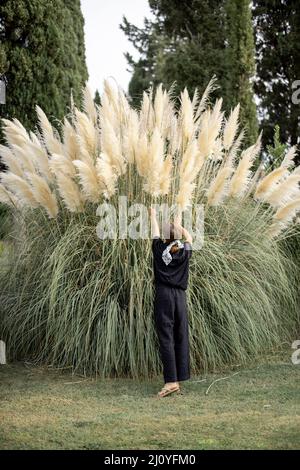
left=149, top=208, right=193, bottom=398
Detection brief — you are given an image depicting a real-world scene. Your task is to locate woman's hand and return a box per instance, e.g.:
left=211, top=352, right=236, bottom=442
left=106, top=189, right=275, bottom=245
left=149, top=207, right=156, bottom=216
left=173, top=221, right=193, bottom=245
left=173, top=222, right=184, bottom=240
left=174, top=212, right=182, bottom=227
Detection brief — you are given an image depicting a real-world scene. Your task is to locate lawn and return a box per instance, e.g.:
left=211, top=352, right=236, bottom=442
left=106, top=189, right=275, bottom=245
left=0, top=349, right=299, bottom=450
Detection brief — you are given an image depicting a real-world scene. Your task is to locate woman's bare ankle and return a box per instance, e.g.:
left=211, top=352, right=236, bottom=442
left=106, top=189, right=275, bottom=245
left=165, top=381, right=179, bottom=387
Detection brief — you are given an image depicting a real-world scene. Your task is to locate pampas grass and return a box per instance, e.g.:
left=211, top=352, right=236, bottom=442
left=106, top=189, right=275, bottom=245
left=0, top=184, right=18, bottom=207
left=63, top=118, right=80, bottom=161
left=25, top=172, right=58, bottom=218
left=275, top=197, right=300, bottom=223
left=55, top=172, right=83, bottom=213
left=223, top=104, right=240, bottom=151
left=9, top=144, right=37, bottom=174
left=265, top=173, right=300, bottom=207
left=197, top=99, right=224, bottom=159
left=36, top=106, right=64, bottom=155
left=0, top=200, right=298, bottom=377
left=0, top=172, right=39, bottom=208
left=0, top=145, right=24, bottom=177
left=74, top=108, right=98, bottom=156
left=254, top=167, right=288, bottom=201
left=268, top=198, right=300, bottom=239
left=228, top=133, right=262, bottom=198
left=0, top=78, right=300, bottom=377
left=281, top=145, right=298, bottom=169
left=207, top=167, right=234, bottom=206
left=73, top=160, right=101, bottom=203
left=49, top=153, right=77, bottom=178
left=83, top=85, right=98, bottom=125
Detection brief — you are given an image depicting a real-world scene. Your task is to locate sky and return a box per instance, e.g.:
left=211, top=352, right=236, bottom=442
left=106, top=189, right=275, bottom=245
left=80, top=0, right=152, bottom=96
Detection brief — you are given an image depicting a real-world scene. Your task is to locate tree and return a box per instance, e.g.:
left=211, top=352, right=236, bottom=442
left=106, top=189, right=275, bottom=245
left=94, top=89, right=101, bottom=106
left=121, top=1, right=228, bottom=107
left=121, top=0, right=258, bottom=144
left=225, top=0, right=258, bottom=145
left=266, top=124, right=288, bottom=169
left=253, top=0, right=300, bottom=160
left=120, top=15, right=163, bottom=107
left=0, top=0, right=88, bottom=135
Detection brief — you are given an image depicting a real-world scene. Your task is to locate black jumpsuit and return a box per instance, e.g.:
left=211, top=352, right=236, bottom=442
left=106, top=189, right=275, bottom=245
left=152, top=237, right=192, bottom=383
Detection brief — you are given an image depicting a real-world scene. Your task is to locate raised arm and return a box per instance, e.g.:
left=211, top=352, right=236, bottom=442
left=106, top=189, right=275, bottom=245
left=149, top=207, right=160, bottom=239
left=173, top=219, right=193, bottom=245
left=181, top=226, right=193, bottom=245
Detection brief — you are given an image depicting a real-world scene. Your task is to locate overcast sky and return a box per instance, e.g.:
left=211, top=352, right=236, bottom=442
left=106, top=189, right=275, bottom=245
left=80, top=0, right=152, bottom=96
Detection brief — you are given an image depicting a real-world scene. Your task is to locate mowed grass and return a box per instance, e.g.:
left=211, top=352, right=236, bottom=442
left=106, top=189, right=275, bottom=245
left=0, top=349, right=299, bottom=450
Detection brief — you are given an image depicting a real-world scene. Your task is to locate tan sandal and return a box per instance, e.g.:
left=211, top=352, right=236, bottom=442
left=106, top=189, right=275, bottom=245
left=157, top=384, right=180, bottom=398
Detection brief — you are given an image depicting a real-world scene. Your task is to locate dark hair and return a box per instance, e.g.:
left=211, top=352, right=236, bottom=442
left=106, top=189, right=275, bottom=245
left=164, top=223, right=180, bottom=254
left=164, top=222, right=176, bottom=244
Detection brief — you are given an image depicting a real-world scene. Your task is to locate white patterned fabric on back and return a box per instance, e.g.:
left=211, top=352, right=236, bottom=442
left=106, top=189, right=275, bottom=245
left=162, top=240, right=184, bottom=266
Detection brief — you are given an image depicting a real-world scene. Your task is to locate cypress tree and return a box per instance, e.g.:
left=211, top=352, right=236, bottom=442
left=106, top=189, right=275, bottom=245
left=0, top=0, right=88, bottom=134
left=225, top=0, right=258, bottom=145
left=253, top=0, right=300, bottom=156
left=121, top=1, right=258, bottom=144
left=120, top=15, right=163, bottom=107
left=121, top=1, right=228, bottom=107
left=94, top=89, right=101, bottom=106
left=147, top=0, right=228, bottom=97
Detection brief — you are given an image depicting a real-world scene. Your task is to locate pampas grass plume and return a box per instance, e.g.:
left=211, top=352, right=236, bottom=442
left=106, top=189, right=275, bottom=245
left=254, top=167, right=288, bottom=200
left=73, top=160, right=101, bottom=203
left=1, top=172, right=39, bottom=208
left=26, top=172, right=58, bottom=218
left=56, top=172, right=83, bottom=212
left=223, top=104, right=240, bottom=151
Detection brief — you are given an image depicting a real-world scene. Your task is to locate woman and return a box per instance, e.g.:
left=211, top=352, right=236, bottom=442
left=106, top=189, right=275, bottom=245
left=149, top=207, right=193, bottom=398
